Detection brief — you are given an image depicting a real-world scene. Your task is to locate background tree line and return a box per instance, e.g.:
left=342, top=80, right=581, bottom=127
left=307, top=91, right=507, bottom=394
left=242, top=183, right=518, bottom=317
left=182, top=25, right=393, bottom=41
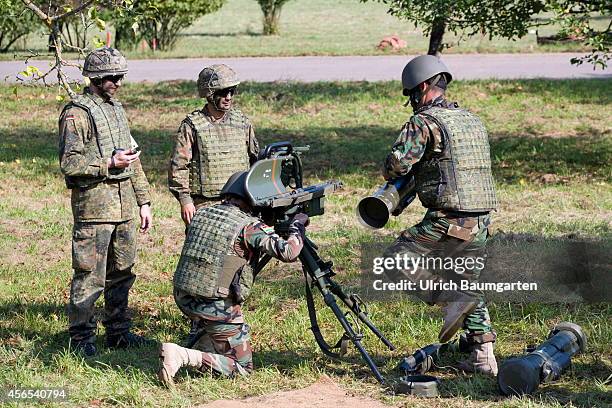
left=368, top=0, right=610, bottom=68
left=1, top=0, right=608, bottom=69
left=0, top=0, right=296, bottom=53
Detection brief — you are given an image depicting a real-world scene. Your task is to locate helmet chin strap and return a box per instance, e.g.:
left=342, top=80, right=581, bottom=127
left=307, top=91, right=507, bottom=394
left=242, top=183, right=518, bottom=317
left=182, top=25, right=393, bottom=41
left=405, top=74, right=443, bottom=111
left=206, top=94, right=230, bottom=113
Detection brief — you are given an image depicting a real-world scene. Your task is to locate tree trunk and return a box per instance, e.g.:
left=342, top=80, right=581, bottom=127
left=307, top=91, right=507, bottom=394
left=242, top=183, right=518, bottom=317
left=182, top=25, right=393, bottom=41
left=262, top=6, right=282, bottom=35
left=115, top=27, right=123, bottom=48
left=49, top=21, right=62, bottom=51
left=0, top=32, right=28, bottom=53
left=428, top=17, right=446, bottom=55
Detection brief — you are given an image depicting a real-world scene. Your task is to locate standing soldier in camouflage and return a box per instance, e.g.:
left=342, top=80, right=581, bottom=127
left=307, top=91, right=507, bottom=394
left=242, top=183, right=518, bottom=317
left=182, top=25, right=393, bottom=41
left=168, top=64, right=259, bottom=342
left=168, top=64, right=259, bottom=225
left=382, top=55, right=499, bottom=375
left=59, top=47, right=153, bottom=357
left=158, top=171, right=307, bottom=384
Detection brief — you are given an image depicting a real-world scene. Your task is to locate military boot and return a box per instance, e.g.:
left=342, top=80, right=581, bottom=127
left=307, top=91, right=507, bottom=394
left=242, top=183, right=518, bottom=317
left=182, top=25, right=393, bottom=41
left=106, top=332, right=153, bottom=349
left=438, top=294, right=478, bottom=343
left=73, top=341, right=97, bottom=357
left=158, top=343, right=204, bottom=387
left=457, top=341, right=498, bottom=376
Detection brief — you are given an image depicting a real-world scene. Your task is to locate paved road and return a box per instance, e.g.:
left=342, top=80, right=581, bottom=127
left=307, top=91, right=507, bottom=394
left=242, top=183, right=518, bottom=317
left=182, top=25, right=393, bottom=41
left=2, top=53, right=609, bottom=83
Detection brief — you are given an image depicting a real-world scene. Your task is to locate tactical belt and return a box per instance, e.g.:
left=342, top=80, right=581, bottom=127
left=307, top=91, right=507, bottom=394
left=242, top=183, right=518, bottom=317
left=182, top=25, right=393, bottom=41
left=430, top=209, right=490, bottom=218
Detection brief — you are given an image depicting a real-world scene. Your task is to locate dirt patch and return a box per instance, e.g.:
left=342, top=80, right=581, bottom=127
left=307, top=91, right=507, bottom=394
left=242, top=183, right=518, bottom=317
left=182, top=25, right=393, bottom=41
left=198, top=376, right=388, bottom=408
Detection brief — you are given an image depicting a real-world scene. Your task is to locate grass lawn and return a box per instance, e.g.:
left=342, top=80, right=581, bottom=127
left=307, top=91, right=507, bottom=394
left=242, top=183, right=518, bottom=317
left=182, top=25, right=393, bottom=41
left=4, top=0, right=610, bottom=59
left=0, top=79, right=610, bottom=407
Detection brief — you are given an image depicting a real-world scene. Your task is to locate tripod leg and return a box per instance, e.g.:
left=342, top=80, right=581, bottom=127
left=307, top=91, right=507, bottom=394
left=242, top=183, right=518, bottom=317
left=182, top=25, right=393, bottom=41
left=299, top=242, right=387, bottom=384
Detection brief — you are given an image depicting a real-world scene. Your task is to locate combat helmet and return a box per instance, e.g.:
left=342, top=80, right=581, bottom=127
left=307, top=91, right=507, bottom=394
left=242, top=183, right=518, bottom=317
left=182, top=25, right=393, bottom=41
left=82, top=47, right=128, bottom=78
left=401, top=55, right=452, bottom=95
left=197, top=64, right=240, bottom=98
left=220, top=171, right=249, bottom=200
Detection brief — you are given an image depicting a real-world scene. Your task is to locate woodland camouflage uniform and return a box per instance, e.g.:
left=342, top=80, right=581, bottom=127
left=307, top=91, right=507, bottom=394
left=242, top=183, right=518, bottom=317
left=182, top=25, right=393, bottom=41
left=384, top=96, right=496, bottom=339
left=168, top=65, right=260, bottom=344
left=383, top=56, right=499, bottom=375
left=168, top=201, right=305, bottom=377
left=167, top=111, right=259, bottom=208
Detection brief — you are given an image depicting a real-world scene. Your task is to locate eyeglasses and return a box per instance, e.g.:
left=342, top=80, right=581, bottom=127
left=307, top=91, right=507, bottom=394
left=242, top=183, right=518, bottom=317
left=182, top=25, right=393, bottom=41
left=214, top=87, right=237, bottom=98
left=104, top=75, right=125, bottom=84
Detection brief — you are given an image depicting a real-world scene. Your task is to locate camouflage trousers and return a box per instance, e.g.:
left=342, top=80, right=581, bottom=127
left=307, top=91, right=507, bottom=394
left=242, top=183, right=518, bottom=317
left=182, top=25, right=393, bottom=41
left=383, top=209, right=493, bottom=336
left=175, top=290, right=253, bottom=377
left=67, top=219, right=137, bottom=343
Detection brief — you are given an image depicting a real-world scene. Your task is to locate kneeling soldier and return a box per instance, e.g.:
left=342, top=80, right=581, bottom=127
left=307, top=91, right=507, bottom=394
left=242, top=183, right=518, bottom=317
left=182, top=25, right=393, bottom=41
left=158, top=171, right=307, bottom=384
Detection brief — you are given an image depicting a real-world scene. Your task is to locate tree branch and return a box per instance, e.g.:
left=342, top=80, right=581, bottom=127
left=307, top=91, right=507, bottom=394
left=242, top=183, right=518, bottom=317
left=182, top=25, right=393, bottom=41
left=19, top=0, right=51, bottom=26
left=52, top=0, right=96, bottom=22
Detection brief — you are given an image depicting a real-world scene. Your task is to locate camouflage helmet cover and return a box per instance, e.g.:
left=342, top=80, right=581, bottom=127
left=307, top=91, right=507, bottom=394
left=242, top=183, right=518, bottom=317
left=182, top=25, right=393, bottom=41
left=82, top=47, right=128, bottom=78
left=401, top=55, right=452, bottom=94
left=197, top=64, right=240, bottom=98
left=220, top=171, right=249, bottom=200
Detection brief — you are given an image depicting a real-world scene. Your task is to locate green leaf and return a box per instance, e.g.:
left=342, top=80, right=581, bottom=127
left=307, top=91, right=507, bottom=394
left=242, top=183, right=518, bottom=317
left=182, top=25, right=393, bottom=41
left=95, top=18, right=106, bottom=31
left=19, top=65, right=41, bottom=77
left=91, top=36, right=105, bottom=48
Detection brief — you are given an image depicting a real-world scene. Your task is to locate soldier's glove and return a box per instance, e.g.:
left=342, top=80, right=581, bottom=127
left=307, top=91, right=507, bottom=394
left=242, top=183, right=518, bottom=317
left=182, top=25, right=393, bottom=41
left=292, top=213, right=310, bottom=227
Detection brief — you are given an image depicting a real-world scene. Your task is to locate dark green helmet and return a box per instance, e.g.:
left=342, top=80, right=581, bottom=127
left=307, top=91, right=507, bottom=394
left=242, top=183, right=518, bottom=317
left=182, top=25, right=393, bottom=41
left=220, top=171, right=248, bottom=200
left=82, top=47, right=128, bottom=78
left=197, top=64, right=240, bottom=98
left=401, top=55, right=452, bottom=94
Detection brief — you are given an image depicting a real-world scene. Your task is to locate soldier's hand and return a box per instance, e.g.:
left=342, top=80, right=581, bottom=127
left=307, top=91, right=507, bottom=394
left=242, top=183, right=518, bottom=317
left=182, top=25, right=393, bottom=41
left=181, top=203, right=196, bottom=225
left=110, top=149, right=141, bottom=169
left=292, top=213, right=309, bottom=227
left=139, top=204, right=152, bottom=233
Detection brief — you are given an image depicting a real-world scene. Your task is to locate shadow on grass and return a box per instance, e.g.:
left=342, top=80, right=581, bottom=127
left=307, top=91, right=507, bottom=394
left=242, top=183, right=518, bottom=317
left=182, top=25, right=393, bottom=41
left=398, top=355, right=611, bottom=406
left=121, top=79, right=612, bottom=108
left=473, top=78, right=612, bottom=105
left=0, top=297, right=609, bottom=405
left=254, top=349, right=311, bottom=371
left=0, top=300, right=68, bottom=349
left=3, top=124, right=609, bottom=187
left=0, top=299, right=160, bottom=376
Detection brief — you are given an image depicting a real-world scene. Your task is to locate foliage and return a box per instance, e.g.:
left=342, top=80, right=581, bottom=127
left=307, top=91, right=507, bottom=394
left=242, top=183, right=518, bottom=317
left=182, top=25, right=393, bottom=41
left=0, top=1, right=41, bottom=52
left=547, top=0, right=611, bottom=69
left=365, top=0, right=547, bottom=54
left=367, top=0, right=611, bottom=67
left=110, top=0, right=225, bottom=51
left=255, top=0, right=293, bottom=35
left=14, top=0, right=118, bottom=95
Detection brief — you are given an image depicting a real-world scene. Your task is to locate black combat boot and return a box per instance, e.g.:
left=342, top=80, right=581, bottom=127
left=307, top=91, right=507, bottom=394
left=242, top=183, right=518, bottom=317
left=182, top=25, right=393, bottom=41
left=73, top=341, right=97, bottom=357
left=106, top=332, right=153, bottom=349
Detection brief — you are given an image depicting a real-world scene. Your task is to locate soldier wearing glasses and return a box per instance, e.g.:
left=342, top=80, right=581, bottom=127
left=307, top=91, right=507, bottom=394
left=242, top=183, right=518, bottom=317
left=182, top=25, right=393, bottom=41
left=168, top=64, right=259, bottom=344
left=168, top=64, right=260, bottom=226
left=58, top=47, right=153, bottom=356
